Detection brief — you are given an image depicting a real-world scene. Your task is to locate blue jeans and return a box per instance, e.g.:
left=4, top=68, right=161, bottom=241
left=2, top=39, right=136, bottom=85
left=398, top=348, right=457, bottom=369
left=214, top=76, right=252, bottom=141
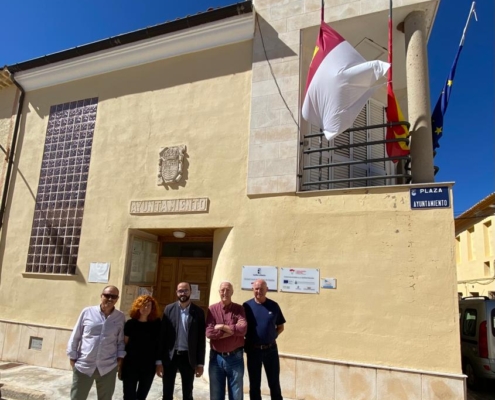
left=246, top=345, right=282, bottom=400
left=209, top=348, right=244, bottom=400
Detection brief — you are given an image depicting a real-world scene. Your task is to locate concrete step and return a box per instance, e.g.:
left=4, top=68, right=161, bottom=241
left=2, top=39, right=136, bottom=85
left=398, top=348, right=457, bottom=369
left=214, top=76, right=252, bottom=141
left=0, top=383, right=46, bottom=400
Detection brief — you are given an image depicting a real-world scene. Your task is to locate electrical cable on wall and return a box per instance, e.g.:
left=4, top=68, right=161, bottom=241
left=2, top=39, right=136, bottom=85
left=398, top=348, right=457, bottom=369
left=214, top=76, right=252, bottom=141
left=255, top=13, right=305, bottom=179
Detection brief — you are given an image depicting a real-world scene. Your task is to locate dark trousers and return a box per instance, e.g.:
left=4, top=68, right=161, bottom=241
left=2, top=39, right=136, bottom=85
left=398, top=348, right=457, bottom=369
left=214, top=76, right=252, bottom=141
left=246, top=346, right=283, bottom=400
left=162, top=352, right=195, bottom=400
left=122, top=363, right=155, bottom=400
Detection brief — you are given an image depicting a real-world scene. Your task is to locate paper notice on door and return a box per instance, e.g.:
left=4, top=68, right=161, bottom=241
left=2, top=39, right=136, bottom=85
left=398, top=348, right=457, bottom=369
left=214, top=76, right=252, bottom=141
left=138, top=287, right=153, bottom=296
left=190, top=284, right=200, bottom=300
left=121, top=285, right=138, bottom=317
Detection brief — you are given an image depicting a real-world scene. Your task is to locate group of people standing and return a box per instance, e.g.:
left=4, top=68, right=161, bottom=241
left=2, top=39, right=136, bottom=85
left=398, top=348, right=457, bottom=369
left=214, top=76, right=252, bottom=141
left=67, top=279, right=285, bottom=400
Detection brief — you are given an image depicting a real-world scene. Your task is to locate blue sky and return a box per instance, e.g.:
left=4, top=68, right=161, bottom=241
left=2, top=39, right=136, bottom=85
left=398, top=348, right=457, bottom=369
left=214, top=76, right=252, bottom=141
left=1, top=0, right=493, bottom=214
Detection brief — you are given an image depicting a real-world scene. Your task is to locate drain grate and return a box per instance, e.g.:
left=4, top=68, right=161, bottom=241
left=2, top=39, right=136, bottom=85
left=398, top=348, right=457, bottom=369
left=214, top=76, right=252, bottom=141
left=0, top=362, right=23, bottom=370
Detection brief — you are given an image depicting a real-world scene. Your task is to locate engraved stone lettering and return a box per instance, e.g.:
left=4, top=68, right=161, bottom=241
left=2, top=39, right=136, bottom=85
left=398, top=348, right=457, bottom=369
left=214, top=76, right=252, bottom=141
left=130, top=198, right=208, bottom=214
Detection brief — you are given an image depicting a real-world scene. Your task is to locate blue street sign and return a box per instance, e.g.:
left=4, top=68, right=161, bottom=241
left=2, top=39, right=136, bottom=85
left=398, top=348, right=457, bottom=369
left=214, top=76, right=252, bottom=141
left=410, top=186, right=450, bottom=209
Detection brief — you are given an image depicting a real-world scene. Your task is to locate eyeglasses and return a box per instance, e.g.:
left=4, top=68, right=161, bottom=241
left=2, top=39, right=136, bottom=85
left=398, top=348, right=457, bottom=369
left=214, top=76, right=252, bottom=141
left=177, top=289, right=190, bottom=294
left=102, top=293, right=119, bottom=300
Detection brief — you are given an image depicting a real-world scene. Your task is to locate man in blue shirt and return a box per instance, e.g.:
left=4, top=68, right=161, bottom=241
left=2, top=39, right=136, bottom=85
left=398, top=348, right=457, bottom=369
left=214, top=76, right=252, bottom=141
left=67, top=285, right=126, bottom=400
left=243, top=279, right=286, bottom=400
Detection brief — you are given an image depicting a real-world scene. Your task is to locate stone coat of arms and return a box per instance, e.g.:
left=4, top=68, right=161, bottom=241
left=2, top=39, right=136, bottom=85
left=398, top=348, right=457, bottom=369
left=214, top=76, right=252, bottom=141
left=157, top=145, right=186, bottom=185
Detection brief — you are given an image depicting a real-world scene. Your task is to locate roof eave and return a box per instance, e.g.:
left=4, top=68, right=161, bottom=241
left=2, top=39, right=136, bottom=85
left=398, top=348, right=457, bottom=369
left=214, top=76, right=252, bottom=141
left=454, top=192, right=495, bottom=235
left=11, top=4, right=254, bottom=92
left=7, top=2, right=253, bottom=74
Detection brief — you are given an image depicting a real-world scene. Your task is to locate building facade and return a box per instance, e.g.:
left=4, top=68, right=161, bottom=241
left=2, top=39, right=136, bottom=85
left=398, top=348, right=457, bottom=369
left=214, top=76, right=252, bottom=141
left=0, top=0, right=465, bottom=398
left=456, top=193, right=495, bottom=298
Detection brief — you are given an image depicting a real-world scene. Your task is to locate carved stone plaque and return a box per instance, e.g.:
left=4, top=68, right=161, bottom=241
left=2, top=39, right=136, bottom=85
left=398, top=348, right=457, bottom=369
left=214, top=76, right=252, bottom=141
left=158, top=145, right=186, bottom=185
left=130, top=198, right=209, bottom=214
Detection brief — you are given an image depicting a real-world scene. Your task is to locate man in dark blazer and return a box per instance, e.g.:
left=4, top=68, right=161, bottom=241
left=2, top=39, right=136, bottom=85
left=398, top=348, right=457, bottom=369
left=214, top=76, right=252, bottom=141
left=156, top=281, right=206, bottom=400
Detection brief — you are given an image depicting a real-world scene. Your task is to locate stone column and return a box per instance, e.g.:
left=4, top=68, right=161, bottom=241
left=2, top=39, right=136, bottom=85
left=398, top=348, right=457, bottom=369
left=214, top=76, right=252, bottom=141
left=404, top=11, right=434, bottom=183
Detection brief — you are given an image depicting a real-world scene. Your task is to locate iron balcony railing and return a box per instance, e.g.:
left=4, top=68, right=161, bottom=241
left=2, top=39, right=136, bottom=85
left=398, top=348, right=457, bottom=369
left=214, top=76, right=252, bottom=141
left=301, top=121, right=411, bottom=190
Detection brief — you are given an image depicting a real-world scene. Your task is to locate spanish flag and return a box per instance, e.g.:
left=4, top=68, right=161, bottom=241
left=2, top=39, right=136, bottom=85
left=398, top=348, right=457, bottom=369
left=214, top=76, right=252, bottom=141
left=302, top=20, right=389, bottom=141
left=386, top=4, right=410, bottom=161
left=386, top=87, right=410, bottom=160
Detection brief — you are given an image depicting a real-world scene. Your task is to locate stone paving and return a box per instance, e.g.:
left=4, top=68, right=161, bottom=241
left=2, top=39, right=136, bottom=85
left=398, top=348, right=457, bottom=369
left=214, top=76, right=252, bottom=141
left=0, top=361, right=272, bottom=400
left=3, top=361, right=492, bottom=400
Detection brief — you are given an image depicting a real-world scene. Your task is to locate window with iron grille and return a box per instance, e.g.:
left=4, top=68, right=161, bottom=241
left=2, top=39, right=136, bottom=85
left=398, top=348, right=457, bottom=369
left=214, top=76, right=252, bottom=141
left=302, top=99, right=396, bottom=191
left=25, top=98, right=98, bottom=274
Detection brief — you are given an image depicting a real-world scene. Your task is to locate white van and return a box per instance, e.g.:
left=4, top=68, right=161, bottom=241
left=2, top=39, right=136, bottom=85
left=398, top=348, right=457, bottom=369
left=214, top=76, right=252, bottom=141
left=459, top=297, right=495, bottom=387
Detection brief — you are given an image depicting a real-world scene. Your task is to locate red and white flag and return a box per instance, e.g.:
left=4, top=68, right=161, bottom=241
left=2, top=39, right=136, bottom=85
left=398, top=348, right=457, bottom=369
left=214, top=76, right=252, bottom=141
left=302, top=21, right=390, bottom=141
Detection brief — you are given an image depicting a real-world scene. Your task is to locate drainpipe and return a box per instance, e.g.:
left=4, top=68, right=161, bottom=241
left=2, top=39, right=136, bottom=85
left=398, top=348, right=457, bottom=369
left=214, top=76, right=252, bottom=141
left=0, top=70, right=25, bottom=231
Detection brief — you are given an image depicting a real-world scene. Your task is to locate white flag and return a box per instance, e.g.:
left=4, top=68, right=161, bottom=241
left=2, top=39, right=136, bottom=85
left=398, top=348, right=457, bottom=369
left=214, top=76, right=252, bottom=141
left=302, top=21, right=390, bottom=141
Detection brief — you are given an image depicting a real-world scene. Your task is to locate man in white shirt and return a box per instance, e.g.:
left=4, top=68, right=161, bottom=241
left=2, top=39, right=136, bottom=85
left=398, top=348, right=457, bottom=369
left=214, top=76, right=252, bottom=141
left=67, top=285, right=126, bottom=400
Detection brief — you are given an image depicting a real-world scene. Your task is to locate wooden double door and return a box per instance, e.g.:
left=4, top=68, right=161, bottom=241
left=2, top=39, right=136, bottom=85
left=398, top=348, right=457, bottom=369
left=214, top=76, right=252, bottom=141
left=154, top=257, right=212, bottom=316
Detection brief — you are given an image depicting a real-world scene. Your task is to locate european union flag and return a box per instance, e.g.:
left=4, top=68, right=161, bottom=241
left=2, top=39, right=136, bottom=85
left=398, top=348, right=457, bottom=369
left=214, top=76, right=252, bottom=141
left=432, top=1, right=476, bottom=150
left=431, top=44, right=463, bottom=150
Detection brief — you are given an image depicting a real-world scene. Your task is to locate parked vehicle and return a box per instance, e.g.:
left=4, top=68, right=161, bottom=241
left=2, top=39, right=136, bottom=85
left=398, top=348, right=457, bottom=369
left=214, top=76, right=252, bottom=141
left=459, top=296, right=495, bottom=387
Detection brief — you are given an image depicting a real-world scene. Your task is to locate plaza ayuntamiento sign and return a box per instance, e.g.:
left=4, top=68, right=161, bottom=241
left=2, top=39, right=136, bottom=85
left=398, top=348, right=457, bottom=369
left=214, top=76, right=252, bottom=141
left=410, top=186, right=450, bottom=209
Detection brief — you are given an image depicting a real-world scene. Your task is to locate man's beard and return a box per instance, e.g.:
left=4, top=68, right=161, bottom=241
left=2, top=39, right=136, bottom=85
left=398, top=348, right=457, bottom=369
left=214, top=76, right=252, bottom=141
left=178, top=294, right=190, bottom=303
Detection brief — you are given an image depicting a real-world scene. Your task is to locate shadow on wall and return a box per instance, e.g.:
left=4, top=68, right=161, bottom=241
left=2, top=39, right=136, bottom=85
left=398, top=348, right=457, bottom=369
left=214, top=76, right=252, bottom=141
left=17, top=14, right=297, bottom=121
left=25, top=39, right=255, bottom=121
left=252, top=14, right=297, bottom=63
left=210, top=227, right=234, bottom=300
left=0, top=94, right=30, bottom=284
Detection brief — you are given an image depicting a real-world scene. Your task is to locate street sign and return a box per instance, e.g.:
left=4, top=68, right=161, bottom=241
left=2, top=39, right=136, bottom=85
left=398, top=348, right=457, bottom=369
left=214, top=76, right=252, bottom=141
left=410, top=186, right=450, bottom=209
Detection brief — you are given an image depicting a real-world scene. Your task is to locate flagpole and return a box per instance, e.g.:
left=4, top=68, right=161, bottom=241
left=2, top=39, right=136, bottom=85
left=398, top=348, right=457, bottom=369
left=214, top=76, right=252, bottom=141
left=321, top=0, right=325, bottom=21
left=460, top=1, right=477, bottom=47
left=387, top=0, right=393, bottom=84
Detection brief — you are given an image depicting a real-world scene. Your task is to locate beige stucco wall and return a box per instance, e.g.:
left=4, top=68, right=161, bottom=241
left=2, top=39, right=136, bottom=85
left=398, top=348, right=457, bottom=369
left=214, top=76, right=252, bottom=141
left=457, top=215, right=495, bottom=297
left=0, top=40, right=253, bottom=328
left=0, top=85, right=18, bottom=211
left=0, top=13, right=460, bottom=385
left=209, top=186, right=460, bottom=374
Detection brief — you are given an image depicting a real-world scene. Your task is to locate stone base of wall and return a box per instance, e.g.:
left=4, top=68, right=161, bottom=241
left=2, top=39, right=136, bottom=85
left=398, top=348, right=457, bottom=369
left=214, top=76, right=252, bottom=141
left=0, top=321, right=72, bottom=370
left=263, top=354, right=466, bottom=400
left=1, top=322, right=466, bottom=400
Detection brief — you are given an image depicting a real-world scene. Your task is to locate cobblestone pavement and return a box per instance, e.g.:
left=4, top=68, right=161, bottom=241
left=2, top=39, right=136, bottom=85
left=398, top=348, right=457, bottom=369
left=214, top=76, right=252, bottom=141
left=467, top=380, right=495, bottom=400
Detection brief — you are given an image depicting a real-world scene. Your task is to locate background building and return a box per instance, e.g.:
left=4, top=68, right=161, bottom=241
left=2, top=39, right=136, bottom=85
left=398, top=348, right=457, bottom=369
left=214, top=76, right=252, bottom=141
left=456, top=192, right=495, bottom=298
left=0, top=0, right=465, bottom=398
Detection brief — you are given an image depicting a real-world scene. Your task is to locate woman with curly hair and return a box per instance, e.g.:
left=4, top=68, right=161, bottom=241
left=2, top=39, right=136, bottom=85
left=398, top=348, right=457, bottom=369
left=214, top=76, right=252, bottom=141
left=120, top=295, right=161, bottom=400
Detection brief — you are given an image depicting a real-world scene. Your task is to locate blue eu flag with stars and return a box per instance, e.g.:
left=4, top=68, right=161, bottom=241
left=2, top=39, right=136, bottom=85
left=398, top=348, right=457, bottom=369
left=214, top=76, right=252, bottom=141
left=431, top=44, right=463, bottom=150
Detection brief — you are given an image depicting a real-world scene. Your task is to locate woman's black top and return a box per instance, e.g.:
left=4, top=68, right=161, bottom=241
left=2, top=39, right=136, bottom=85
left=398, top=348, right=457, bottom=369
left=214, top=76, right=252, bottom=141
left=123, top=318, right=161, bottom=366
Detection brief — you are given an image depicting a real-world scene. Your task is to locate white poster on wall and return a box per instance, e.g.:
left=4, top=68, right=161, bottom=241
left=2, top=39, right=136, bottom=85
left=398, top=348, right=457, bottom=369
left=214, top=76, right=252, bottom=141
left=279, top=267, right=319, bottom=294
left=88, top=262, right=110, bottom=283
left=241, top=266, right=278, bottom=291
